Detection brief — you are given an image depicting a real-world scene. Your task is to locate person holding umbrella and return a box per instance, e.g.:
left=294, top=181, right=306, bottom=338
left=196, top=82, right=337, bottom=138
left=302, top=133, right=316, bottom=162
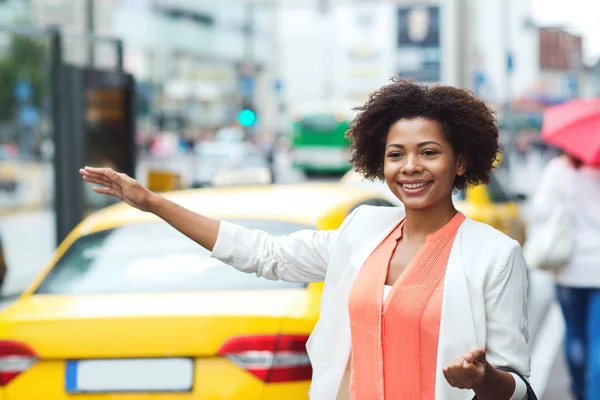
left=526, top=98, right=600, bottom=400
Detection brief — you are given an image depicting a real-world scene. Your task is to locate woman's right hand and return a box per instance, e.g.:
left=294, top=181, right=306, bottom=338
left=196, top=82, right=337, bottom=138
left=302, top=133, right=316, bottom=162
left=79, top=166, right=157, bottom=212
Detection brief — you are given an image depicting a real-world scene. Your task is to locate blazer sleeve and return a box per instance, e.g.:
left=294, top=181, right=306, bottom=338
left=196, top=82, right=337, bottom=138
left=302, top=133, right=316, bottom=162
left=484, top=240, right=531, bottom=378
left=209, top=206, right=362, bottom=282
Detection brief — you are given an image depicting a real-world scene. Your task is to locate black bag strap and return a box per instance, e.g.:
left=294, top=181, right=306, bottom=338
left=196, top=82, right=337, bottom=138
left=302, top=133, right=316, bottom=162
left=472, top=367, right=538, bottom=400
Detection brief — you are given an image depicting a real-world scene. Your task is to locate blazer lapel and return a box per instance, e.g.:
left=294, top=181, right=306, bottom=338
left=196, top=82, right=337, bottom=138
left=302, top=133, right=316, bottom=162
left=435, top=223, right=479, bottom=400
left=308, top=206, right=404, bottom=400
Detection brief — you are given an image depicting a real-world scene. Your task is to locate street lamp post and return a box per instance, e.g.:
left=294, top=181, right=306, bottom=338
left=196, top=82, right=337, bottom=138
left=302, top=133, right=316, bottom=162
left=86, top=0, right=95, bottom=66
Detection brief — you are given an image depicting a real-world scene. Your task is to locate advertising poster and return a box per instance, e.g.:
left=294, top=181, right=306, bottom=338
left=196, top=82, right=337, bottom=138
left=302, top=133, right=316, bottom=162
left=396, top=4, right=441, bottom=82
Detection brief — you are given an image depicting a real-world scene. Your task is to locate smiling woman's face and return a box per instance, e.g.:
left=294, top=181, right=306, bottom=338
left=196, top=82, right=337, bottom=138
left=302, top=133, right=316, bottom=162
left=383, top=118, right=466, bottom=210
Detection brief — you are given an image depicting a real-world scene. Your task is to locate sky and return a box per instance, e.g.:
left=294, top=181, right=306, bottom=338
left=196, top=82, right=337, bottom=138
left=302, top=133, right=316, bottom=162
left=532, top=0, right=600, bottom=65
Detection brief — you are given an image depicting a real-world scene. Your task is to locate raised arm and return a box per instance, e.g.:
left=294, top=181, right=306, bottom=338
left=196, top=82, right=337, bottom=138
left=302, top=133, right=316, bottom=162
left=79, top=166, right=358, bottom=282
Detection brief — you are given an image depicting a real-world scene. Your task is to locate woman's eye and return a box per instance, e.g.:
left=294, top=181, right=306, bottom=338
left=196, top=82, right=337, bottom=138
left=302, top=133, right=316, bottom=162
left=388, top=152, right=402, bottom=158
left=422, top=150, right=438, bottom=156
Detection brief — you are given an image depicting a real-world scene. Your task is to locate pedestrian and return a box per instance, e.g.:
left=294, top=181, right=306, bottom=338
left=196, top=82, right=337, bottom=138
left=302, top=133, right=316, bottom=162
left=526, top=151, right=600, bottom=400
left=80, top=79, right=531, bottom=400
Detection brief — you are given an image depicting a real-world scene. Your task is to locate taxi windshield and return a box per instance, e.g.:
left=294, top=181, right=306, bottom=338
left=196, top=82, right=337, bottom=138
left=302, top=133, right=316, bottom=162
left=35, top=220, right=313, bottom=295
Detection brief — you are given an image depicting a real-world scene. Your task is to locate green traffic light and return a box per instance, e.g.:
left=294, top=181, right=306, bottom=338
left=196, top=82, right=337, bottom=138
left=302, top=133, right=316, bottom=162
left=238, top=109, right=256, bottom=127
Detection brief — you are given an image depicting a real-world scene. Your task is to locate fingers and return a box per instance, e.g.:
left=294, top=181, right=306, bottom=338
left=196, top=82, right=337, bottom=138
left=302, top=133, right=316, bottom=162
left=82, top=166, right=109, bottom=174
left=80, top=167, right=123, bottom=186
left=469, top=348, right=487, bottom=364
left=82, top=174, right=110, bottom=187
left=105, top=167, right=124, bottom=182
left=462, top=348, right=485, bottom=363
left=92, top=187, right=118, bottom=197
left=461, top=358, right=481, bottom=376
left=443, top=354, right=486, bottom=390
left=443, top=357, right=471, bottom=389
left=80, top=168, right=108, bottom=181
left=81, top=166, right=124, bottom=200
left=81, top=167, right=124, bottom=181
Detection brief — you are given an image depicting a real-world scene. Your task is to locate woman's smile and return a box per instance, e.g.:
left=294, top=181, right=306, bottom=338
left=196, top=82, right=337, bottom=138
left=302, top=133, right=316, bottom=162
left=397, top=179, right=434, bottom=195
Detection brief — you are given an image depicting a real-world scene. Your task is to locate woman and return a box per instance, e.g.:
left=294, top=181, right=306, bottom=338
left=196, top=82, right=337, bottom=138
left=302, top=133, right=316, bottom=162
left=528, top=152, right=600, bottom=400
left=80, top=79, right=530, bottom=400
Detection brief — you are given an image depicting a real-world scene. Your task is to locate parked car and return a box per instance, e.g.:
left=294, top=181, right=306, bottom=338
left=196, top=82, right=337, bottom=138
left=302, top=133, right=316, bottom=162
left=192, top=142, right=273, bottom=188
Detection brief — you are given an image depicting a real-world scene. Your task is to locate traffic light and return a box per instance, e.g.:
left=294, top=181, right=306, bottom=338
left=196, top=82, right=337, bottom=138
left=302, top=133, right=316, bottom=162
left=238, top=107, right=256, bottom=127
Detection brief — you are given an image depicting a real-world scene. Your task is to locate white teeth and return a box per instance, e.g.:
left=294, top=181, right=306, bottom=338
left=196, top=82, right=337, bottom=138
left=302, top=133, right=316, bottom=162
left=402, top=182, right=430, bottom=189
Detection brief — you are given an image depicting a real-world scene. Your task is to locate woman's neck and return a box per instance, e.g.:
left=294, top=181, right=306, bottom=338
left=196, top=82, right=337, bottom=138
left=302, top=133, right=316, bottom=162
left=403, top=198, right=458, bottom=242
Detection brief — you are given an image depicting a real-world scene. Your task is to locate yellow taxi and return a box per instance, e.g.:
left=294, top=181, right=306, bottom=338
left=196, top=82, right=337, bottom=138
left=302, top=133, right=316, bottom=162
left=340, top=169, right=526, bottom=245
left=0, top=183, right=392, bottom=400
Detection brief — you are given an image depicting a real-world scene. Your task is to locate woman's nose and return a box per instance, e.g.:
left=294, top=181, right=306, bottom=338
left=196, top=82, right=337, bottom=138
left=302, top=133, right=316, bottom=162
left=401, top=154, right=422, bottom=174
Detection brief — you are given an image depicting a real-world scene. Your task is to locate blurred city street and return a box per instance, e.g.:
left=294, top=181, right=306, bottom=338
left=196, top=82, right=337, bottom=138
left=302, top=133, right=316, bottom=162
left=0, top=0, right=599, bottom=398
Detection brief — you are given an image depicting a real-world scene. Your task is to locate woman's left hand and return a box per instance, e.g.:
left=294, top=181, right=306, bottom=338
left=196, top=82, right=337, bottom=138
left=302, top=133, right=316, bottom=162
left=443, top=347, right=488, bottom=390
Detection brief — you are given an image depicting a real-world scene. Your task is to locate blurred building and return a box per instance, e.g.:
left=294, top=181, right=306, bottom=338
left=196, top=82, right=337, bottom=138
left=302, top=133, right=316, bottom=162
left=537, top=27, right=585, bottom=99
left=275, top=0, right=539, bottom=122
left=29, top=0, right=116, bottom=67
left=511, top=27, right=591, bottom=126
left=0, top=0, right=31, bottom=26
left=275, top=0, right=596, bottom=134
left=0, top=0, right=33, bottom=53
left=115, top=0, right=275, bottom=130
left=466, top=0, right=539, bottom=109
left=276, top=0, right=453, bottom=124
left=26, top=0, right=275, bottom=131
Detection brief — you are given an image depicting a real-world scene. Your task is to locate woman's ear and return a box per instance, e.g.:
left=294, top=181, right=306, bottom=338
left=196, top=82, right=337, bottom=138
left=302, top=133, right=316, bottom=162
left=456, top=156, right=467, bottom=177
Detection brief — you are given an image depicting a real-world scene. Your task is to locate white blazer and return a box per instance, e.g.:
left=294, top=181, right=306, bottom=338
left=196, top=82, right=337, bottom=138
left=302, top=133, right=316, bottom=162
left=211, top=205, right=530, bottom=400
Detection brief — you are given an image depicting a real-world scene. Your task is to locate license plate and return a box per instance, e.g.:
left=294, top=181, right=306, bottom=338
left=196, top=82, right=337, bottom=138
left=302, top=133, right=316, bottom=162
left=65, top=358, right=194, bottom=393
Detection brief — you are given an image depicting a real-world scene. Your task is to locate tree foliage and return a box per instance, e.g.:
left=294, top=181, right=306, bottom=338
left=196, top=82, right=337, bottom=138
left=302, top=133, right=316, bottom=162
left=0, top=36, right=48, bottom=122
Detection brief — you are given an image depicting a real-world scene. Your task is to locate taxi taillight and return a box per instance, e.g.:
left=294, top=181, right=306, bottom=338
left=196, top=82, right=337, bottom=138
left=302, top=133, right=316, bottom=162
left=0, top=341, right=38, bottom=386
left=217, top=334, right=312, bottom=383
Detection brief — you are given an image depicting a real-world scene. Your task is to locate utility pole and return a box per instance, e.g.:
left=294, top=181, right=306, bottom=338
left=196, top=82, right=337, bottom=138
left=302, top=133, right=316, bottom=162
left=319, top=0, right=333, bottom=101
left=240, top=1, right=257, bottom=138
left=86, top=0, right=95, bottom=66
left=245, top=1, right=255, bottom=63
left=502, top=0, right=514, bottom=135
left=456, top=0, right=469, bottom=89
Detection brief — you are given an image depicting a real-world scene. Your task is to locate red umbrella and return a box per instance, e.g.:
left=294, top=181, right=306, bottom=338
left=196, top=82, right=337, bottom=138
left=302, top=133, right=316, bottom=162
left=541, top=98, right=600, bottom=166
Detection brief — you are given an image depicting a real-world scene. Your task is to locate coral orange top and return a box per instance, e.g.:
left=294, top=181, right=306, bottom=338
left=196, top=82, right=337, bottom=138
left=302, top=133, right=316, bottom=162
left=345, top=212, right=465, bottom=400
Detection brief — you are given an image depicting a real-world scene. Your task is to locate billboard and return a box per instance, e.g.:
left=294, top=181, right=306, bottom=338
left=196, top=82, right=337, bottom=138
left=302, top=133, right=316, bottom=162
left=334, top=3, right=394, bottom=103
left=396, top=4, right=441, bottom=82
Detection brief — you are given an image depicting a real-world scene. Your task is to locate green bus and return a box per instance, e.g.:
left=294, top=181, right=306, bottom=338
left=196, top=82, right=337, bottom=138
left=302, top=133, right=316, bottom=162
left=290, top=104, right=356, bottom=175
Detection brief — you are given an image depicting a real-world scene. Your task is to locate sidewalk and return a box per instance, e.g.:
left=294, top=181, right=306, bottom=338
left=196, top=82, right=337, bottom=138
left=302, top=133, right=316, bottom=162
left=543, top=347, right=573, bottom=400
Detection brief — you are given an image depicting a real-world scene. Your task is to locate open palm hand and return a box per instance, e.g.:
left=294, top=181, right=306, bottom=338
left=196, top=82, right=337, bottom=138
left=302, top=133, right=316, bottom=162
left=79, top=166, right=155, bottom=212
